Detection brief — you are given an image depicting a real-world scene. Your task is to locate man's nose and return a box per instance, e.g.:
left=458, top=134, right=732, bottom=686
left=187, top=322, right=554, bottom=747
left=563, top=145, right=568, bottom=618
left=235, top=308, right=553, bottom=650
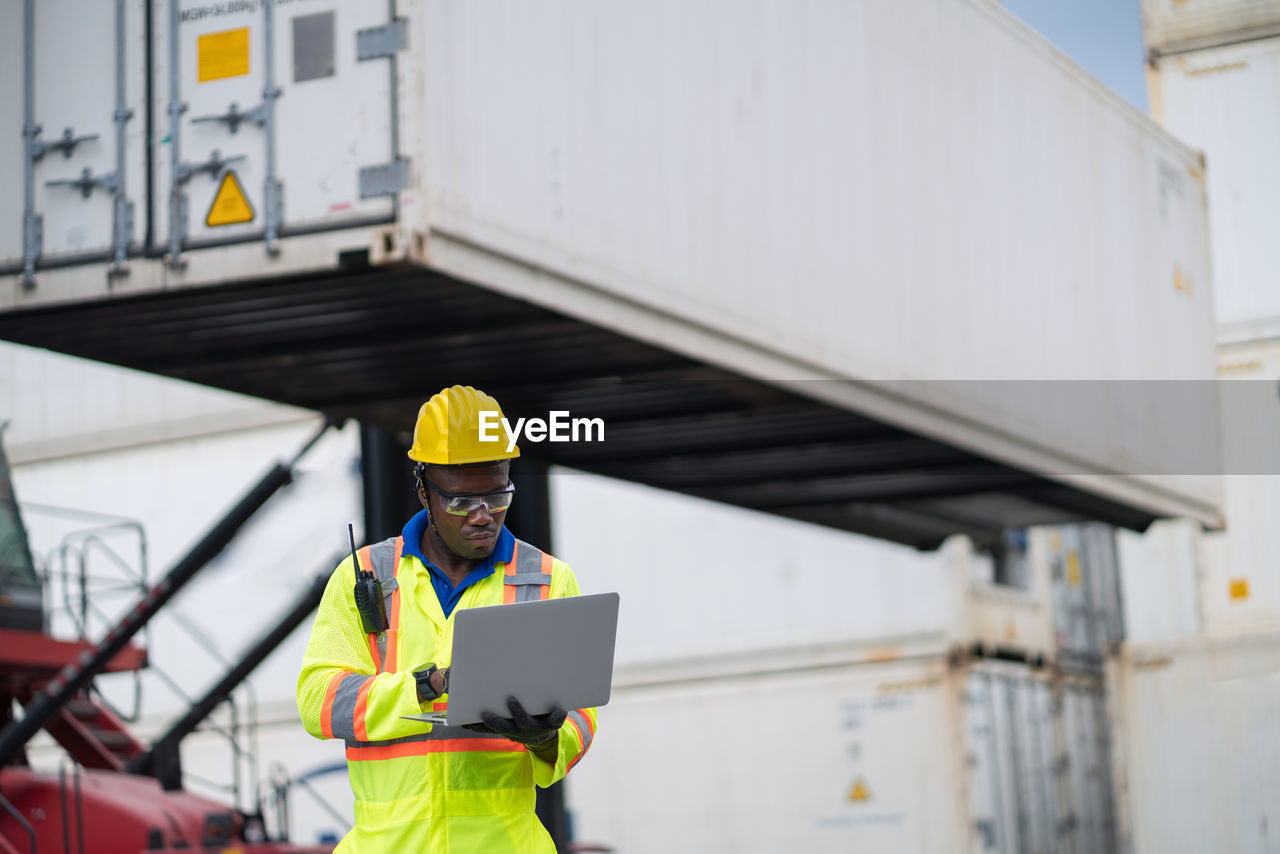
left=467, top=505, right=495, bottom=526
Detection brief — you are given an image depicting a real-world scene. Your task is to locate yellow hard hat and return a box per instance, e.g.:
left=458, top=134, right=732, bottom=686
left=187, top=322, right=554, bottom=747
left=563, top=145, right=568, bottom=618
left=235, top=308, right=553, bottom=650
left=407, top=385, right=520, bottom=465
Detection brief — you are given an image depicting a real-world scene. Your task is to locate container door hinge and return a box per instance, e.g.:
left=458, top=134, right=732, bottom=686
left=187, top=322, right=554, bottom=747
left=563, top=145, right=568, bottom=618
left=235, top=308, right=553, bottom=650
left=359, top=158, right=410, bottom=199
left=109, top=197, right=135, bottom=279
left=21, top=212, right=42, bottom=291
left=356, top=19, right=408, bottom=61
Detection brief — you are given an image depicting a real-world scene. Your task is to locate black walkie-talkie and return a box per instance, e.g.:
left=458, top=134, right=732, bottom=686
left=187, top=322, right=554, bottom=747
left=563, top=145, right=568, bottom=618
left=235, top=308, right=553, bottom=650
left=350, top=523, right=388, bottom=634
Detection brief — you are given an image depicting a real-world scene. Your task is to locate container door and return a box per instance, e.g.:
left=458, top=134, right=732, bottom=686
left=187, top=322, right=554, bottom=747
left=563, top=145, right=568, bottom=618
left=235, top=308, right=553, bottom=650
left=967, top=666, right=1106, bottom=854
left=1058, top=679, right=1118, bottom=854
left=968, top=671, right=1025, bottom=854
left=1, top=0, right=148, bottom=285
left=1049, top=524, right=1126, bottom=669
left=1079, top=524, right=1125, bottom=652
left=153, top=0, right=399, bottom=264
left=1049, top=527, right=1089, bottom=666
left=965, top=673, right=1004, bottom=852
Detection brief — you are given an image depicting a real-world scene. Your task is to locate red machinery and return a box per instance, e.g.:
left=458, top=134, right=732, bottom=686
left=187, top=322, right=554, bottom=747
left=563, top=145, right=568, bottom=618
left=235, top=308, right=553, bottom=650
left=0, top=426, right=338, bottom=854
left=0, top=636, right=324, bottom=853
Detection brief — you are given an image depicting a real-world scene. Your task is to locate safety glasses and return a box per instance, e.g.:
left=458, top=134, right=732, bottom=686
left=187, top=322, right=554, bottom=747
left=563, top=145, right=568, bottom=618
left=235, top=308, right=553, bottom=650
left=425, top=480, right=516, bottom=516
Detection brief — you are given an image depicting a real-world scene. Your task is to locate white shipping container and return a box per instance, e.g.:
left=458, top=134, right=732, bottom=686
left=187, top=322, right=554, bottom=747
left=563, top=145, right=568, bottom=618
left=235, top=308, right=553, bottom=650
left=1200, top=337, right=1280, bottom=634
left=1107, top=633, right=1280, bottom=854
left=1140, top=0, right=1280, bottom=56
left=1112, top=340, right=1280, bottom=642
left=0, top=0, right=1222, bottom=528
left=0, top=341, right=310, bottom=464
left=567, top=653, right=1115, bottom=854
left=1148, top=36, right=1280, bottom=339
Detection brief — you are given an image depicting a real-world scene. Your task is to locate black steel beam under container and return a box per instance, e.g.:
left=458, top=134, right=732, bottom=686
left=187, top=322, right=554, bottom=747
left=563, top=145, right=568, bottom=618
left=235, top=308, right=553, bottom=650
left=0, top=268, right=1166, bottom=552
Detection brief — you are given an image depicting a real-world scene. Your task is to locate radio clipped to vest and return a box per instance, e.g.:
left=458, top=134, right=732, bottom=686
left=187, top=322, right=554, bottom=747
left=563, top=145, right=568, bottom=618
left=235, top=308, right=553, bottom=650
left=350, top=524, right=389, bottom=634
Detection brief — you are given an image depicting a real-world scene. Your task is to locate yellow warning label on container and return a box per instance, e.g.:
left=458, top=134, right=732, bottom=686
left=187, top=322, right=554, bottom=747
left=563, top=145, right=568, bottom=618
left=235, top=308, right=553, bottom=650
left=198, top=27, right=250, bottom=82
left=1229, top=578, right=1250, bottom=601
left=206, top=170, right=254, bottom=227
left=848, top=778, right=871, bottom=802
left=1066, top=550, right=1082, bottom=587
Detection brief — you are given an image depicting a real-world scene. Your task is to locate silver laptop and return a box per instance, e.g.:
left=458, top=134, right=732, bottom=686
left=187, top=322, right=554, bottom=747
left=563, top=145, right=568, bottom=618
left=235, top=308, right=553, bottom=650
left=401, top=592, right=620, bottom=727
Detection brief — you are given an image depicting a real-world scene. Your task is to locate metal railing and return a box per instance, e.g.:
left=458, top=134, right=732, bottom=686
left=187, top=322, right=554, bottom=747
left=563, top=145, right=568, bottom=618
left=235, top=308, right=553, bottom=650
left=267, top=760, right=352, bottom=844
left=19, top=501, right=264, bottom=817
left=0, top=789, right=36, bottom=854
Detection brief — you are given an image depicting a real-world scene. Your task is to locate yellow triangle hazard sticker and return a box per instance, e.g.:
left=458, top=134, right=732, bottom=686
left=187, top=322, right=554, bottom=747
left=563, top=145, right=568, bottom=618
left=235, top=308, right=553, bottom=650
left=206, top=170, right=254, bottom=227
left=848, top=778, right=871, bottom=802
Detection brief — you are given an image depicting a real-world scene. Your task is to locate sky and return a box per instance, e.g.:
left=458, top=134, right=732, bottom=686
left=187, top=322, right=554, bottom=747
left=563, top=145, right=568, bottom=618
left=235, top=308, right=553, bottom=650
left=1002, top=0, right=1150, bottom=111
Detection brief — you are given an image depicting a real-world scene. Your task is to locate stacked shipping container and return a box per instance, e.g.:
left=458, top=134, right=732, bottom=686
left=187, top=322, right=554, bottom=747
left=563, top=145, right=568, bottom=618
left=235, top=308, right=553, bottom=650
left=1113, top=3, right=1280, bottom=852
left=567, top=654, right=1114, bottom=854
left=553, top=472, right=1123, bottom=853
left=0, top=0, right=1223, bottom=530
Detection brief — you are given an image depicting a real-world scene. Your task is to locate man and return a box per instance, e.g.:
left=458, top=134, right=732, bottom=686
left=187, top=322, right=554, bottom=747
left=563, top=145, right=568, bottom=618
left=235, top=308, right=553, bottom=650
left=297, top=385, right=597, bottom=853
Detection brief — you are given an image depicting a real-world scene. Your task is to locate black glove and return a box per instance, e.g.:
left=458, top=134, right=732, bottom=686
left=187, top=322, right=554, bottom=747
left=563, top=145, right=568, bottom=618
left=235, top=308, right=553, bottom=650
left=465, top=696, right=566, bottom=750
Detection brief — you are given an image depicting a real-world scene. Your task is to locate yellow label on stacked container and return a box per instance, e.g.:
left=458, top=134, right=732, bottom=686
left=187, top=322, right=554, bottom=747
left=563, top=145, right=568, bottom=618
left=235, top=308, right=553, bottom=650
left=1066, top=551, right=1082, bottom=587
left=198, top=27, right=250, bottom=82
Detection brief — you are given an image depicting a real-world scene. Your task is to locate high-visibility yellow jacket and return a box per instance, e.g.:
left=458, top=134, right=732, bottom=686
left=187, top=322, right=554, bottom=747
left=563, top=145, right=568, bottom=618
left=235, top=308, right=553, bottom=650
left=296, top=534, right=598, bottom=853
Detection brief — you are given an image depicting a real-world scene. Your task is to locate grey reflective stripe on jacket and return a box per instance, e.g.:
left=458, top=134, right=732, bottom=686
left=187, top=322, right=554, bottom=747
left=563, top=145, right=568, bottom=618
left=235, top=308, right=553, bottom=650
left=566, top=709, right=594, bottom=755
left=505, top=538, right=552, bottom=602
left=363, top=536, right=400, bottom=665
left=329, top=673, right=372, bottom=741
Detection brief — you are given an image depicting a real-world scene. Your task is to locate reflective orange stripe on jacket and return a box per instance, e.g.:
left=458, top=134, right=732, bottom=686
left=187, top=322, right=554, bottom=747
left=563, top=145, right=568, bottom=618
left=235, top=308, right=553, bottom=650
left=355, top=537, right=404, bottom=672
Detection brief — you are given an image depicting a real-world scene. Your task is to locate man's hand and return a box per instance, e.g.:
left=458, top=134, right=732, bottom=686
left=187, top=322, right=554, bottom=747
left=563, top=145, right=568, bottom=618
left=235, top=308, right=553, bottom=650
left=413, top=664, right=448, bottom=704
left=467, top=696, right=566, bottom=759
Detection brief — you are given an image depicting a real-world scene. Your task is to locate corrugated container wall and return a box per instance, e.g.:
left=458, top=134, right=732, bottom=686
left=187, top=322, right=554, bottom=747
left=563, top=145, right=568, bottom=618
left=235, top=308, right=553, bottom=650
left=0, top=0, right=149, bottom=276
left=1141, top=0, right=1280, bottom=56
left=567, top=654, right=1115, bottom=854
left=0, top=0, right=1223, bottom=526
left=1107, top=633, right=1280, bottom=854
left=1115, top=518, right=1205, bottom=642
left=1148, top=35, right=1280, bottom=338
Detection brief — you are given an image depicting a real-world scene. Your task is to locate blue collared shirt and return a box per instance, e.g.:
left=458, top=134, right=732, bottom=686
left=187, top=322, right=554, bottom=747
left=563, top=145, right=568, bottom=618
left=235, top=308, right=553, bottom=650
left=400, top=509, right=516, bottom=618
